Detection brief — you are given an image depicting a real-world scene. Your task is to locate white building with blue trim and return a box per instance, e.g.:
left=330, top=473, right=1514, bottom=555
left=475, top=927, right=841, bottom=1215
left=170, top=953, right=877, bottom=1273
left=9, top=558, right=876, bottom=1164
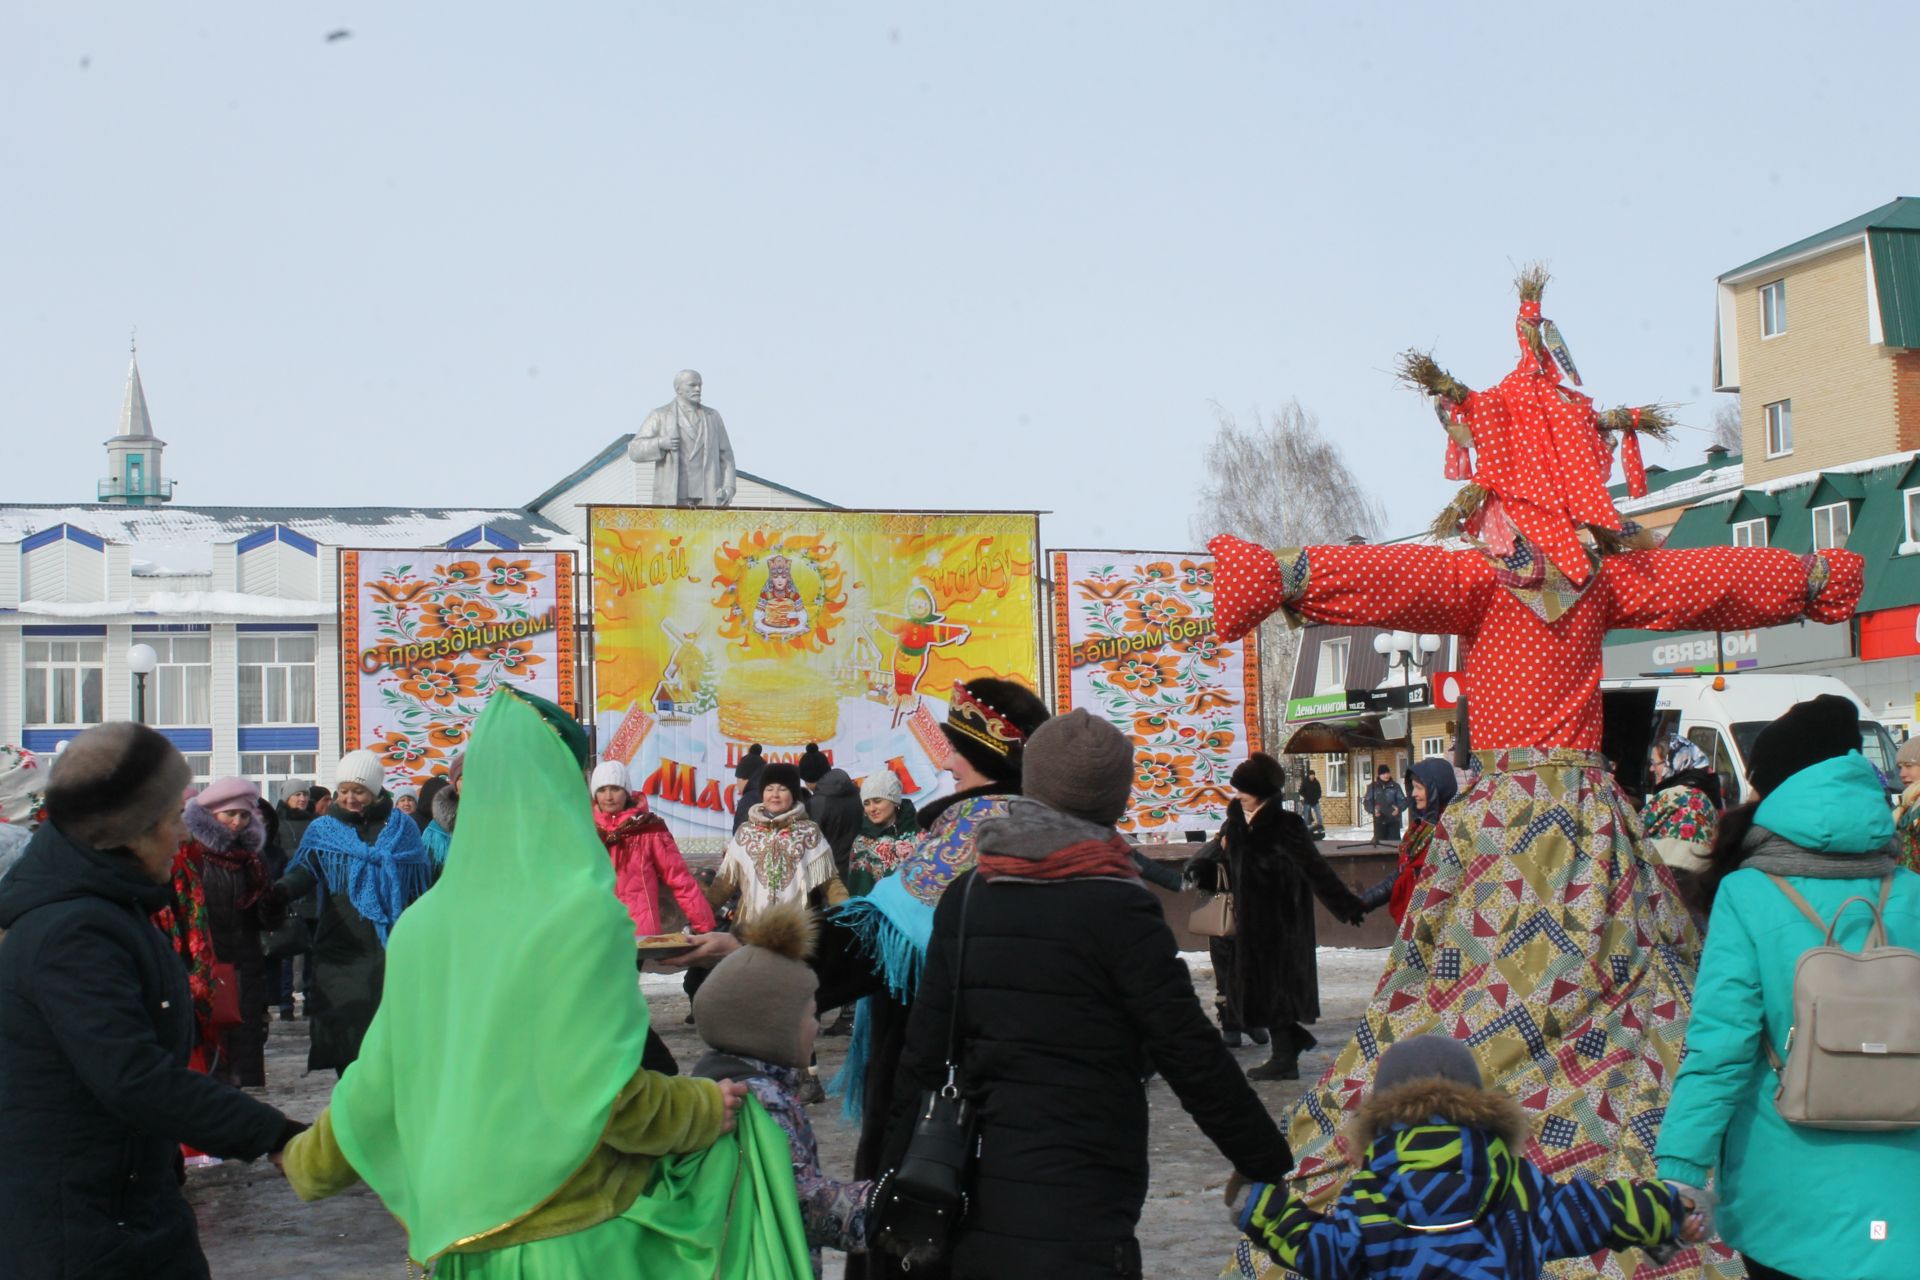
left=0, top=353, right=832, bottom=791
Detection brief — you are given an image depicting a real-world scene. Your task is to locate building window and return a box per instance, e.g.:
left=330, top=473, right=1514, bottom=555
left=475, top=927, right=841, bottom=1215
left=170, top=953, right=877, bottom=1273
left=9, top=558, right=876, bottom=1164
left=238, top=634, right=317, bottom=725
left=1905, top=489, right=1920, bottom=548
left=241, top=752, right=320, bottom=791
left=181, top=754, right=213, bottom=785
left=1732, top=518, right=1769, bottom=548
left=1811, top=501, right=1852, bottom=551
left=1760, top=279, right=1787, bottom=337
left=1324, top=754, right=1348, bottom=797
left=1420, top=735, right=1446, bottom=760
left=136, top=635, right=211, bottom=726
left=24, top=639, right=104, bottom=727
left=1764, top=399, right=1792, bottom=457
left=1314, top=637, right=1350, bottom=694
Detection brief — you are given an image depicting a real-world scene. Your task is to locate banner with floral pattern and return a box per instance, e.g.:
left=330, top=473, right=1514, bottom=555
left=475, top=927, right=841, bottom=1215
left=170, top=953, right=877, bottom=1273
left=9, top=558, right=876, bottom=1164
left=1049, top=550, right=1261, bottom=835
left=340, top=549, right=576, bottom=789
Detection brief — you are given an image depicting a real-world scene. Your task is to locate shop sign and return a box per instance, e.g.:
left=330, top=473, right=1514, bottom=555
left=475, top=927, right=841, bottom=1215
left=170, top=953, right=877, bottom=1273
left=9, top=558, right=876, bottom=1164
left=1285, top=691, right=1351, bottom=721
left=1602, top=622, right=1851, bottom=677
left=1346, top=682, right=1431, bottom=712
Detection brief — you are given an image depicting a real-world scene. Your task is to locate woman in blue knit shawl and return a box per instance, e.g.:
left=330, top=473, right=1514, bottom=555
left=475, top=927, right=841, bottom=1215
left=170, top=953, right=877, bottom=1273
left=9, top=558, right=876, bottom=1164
left=276, top=749, right=432, bottom=1075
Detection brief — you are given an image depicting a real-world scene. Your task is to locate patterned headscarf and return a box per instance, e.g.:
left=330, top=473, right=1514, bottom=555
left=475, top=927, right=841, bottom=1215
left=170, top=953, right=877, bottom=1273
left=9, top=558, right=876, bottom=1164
left=1661, top=735, right=1711, bottom=777
left=0, top=745, right=47, bottom=829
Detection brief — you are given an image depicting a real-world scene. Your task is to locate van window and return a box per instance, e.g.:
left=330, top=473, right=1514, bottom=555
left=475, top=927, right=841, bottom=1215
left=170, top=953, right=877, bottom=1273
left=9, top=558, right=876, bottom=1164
left=1731, top=719, right=1898, bottom=799
left=1688, top=726, right=1742, bottom=807
left=1860, top=723, right=1898, bottom=793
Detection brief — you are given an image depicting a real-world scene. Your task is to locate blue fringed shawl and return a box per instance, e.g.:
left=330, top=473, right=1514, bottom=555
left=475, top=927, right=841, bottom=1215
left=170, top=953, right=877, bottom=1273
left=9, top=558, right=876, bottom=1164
left=293, top=808, right=434, bottom=946
left=827, top=794, right=1011, bottom=1121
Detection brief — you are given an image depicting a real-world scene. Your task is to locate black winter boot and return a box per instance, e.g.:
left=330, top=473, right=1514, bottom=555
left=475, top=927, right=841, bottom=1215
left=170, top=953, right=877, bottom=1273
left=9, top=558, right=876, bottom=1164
left=1247, top=1024, right=1315, bottom=1081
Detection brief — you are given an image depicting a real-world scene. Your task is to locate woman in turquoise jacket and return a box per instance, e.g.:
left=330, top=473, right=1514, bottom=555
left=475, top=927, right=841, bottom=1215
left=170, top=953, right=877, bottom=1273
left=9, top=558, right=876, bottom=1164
left=1656, top=695, right=1920, bottom=1280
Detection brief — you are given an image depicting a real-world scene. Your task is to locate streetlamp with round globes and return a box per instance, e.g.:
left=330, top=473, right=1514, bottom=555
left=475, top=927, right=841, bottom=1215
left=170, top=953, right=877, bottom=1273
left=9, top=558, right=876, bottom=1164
left=127, top=643, right=158, bottom=724
left=1373, top=630, right=1444, bottom=687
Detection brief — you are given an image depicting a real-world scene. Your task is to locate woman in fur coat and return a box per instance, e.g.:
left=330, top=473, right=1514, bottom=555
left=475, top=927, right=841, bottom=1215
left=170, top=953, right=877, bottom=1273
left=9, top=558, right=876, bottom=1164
left=1187, top=753, right=1365, bottom=1080
left=183, top=777, right=283, bottom=1086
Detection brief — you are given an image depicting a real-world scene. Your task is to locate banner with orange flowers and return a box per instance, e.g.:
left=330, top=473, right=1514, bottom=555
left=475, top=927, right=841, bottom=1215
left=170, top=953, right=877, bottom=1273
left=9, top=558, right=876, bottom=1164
left=591, top=506, right=1040, bottom=841
left=1049, top=550, right=1261, bottom=836
left=340, top=549, right=576, bottom=789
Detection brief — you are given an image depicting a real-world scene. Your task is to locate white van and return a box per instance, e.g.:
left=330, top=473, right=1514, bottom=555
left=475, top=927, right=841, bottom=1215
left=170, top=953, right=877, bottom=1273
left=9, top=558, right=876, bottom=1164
left=1599, top=673, right=1900, bottom=808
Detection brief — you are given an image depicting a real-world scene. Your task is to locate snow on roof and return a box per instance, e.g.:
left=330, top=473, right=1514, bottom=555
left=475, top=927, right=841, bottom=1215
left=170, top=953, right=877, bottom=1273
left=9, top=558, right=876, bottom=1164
left=0, top=505, right=579, bottom=557
left=9, top=592, right=334, bottom=620
left=1617, top=463, right=1747, bottom=516
left=1688, top=450, right=1920, bottom=508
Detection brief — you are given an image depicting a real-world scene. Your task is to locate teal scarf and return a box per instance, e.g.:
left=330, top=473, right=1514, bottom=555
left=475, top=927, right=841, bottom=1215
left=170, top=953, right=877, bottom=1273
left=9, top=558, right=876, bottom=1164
left=828, top=792, right=1010, bottom=1121
left=295, top=808, right=433, bottom=946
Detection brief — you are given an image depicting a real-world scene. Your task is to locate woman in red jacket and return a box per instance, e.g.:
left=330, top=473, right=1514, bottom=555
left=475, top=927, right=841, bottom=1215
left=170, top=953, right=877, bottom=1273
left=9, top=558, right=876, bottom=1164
left=591, top=762, right=715, bottom=938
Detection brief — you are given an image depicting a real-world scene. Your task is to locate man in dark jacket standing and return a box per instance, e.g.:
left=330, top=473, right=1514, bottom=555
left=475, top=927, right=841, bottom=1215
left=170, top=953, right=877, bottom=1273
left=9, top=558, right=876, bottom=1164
left=1297, top=768, right=1324, bottom=835
left=1362, top=764, right=1406, bottom=846
left=0, top=723, right=303, bottom=1280
left=885, top=710, right=1293, bottom=1279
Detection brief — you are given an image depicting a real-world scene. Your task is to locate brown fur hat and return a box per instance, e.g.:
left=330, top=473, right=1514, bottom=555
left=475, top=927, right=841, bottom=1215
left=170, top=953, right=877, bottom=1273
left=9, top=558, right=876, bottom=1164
left=44, top=723, right=191, bottom=851
left=1348, top=1076, right=1532, bottom=1153
left=693, top=902, right=820, bottom=1069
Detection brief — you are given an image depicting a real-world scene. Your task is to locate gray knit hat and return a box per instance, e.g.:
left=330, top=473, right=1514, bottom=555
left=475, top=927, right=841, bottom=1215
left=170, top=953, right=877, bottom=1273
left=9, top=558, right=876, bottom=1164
left=43, top=722, right=192, bottom=850
left=1022, top=708, right=1135, bottom=827
left=693, top=903, right=820, bottom=1069
left=1373, top=1035, right=1483, bottom=1094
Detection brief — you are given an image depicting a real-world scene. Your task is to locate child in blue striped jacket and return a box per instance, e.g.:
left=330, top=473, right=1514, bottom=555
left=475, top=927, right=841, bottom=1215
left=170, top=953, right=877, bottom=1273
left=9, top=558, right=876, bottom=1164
left=1233, top=1036, right=1704, bottom=1280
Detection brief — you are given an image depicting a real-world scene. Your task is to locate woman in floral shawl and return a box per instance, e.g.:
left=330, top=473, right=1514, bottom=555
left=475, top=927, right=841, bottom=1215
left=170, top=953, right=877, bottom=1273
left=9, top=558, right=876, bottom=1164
left=1892, top=735, right=1920, bottom=874
left=1642, top=735, right=1722, bottom=919
left=844, top=771, right=919, bottom=898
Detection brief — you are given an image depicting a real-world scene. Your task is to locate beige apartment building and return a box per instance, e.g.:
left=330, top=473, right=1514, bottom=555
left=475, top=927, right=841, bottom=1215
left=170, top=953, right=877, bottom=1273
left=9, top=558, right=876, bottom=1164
left=1715, top=196, right=1920, bottom=482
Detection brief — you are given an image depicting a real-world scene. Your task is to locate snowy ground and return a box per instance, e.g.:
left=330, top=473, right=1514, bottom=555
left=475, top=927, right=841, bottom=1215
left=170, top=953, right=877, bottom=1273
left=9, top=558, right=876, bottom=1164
left=190, top=947, right=1385, bottom=1279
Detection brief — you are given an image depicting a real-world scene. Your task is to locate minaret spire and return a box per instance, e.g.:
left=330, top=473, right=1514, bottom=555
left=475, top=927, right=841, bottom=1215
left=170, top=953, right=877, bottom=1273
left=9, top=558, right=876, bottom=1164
left=100, top=337, right=170, bottom=504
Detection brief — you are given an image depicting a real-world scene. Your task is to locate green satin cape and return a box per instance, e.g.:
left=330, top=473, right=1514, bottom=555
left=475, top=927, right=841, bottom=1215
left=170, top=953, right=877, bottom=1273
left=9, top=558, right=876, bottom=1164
left=329, top=688, right=650, bottom=1262
left=435, top=1098, right=813, bottom=1280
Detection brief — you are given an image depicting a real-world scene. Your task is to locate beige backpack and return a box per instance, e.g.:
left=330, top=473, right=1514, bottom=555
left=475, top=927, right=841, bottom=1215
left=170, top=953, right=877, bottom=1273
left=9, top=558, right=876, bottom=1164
left=1764, top=875, right=1920, bottom=1131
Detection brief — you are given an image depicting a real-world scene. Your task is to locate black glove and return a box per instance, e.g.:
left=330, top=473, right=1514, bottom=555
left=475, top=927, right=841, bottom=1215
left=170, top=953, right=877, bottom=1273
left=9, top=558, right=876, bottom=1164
left=1357, top=874, right=1395, bottom=915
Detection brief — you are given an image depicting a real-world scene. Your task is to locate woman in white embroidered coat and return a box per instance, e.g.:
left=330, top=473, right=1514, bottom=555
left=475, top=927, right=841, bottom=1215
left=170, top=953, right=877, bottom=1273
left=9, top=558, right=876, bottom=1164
left=711, top=763, right=846, bottom=926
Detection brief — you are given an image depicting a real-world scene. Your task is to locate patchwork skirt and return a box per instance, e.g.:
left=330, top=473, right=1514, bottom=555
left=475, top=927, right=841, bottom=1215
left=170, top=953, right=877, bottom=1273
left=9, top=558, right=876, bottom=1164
left=1225, top=749, right=1745, bottom=1279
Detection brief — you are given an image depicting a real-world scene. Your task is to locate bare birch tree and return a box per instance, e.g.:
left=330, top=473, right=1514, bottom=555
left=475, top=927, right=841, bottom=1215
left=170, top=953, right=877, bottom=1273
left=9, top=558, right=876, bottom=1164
left=1190, top=400, right=1387, bottom=746
left=1711, top=399, right=1742, bottom=455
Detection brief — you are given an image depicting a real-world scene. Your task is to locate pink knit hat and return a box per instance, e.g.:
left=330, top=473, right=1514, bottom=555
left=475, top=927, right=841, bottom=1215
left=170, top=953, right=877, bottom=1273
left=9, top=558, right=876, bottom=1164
left=194, top=775, right=260, bottom=815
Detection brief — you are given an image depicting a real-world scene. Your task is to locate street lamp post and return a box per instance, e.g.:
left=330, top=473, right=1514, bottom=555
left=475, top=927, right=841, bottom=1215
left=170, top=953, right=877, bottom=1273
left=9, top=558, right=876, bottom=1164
left=1372, top=630, right=1443, bottom=696
left=127, top=643, right=158, bottom=724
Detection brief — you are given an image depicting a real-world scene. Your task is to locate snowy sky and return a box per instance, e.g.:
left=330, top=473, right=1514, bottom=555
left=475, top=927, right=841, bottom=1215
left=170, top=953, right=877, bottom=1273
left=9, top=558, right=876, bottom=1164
left=4, top=4, right=1917, bottom=550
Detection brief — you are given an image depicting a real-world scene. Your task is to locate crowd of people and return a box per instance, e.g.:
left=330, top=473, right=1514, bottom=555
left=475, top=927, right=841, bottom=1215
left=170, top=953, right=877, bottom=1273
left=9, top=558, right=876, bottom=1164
left=0, top=677, right=1915, bottom=1279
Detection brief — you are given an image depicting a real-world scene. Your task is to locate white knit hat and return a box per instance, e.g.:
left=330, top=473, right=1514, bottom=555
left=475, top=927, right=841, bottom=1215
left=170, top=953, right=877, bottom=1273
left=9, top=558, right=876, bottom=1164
left=860, top=770, right=903, bottom=805
left=334, top=749, right=386, bottom=796
left=591, top=760, right=629, bottom=793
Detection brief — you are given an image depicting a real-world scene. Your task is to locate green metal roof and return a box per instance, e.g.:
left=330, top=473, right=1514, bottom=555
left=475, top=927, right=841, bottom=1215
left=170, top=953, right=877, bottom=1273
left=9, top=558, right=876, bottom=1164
left=1639, top=453, right=1920, bottom=617
left=1720, top=196, right=1920, bottom=281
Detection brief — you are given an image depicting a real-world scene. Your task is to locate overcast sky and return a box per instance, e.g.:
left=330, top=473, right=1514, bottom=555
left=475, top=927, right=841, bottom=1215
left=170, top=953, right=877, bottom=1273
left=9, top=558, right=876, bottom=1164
left=4, top=3, right=1916, bottom=551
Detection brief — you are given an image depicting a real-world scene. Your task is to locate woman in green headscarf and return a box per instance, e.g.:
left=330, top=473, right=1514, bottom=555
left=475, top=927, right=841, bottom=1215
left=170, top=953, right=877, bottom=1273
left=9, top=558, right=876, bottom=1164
left=279, top=689, right=812, bottom=1277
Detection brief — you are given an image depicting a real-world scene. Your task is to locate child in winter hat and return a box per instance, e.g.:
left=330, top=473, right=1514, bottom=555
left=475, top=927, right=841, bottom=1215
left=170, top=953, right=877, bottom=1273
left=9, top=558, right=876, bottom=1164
left=1234, top=1035, right=1703, bottom=1278
left=691, top=902, right=872, bottom=1267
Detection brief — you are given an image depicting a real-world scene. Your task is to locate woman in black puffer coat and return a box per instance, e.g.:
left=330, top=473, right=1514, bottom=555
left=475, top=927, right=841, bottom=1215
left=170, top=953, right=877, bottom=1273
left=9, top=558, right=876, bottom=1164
left=1187, top=753, right=1365, bottom=1080
left=886, top=712, right=1292, bottom=1280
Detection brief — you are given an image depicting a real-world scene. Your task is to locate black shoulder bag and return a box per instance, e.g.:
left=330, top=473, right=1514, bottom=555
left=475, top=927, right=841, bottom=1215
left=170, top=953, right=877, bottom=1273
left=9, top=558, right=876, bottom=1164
left=868, top=874, right=981, bottom=1270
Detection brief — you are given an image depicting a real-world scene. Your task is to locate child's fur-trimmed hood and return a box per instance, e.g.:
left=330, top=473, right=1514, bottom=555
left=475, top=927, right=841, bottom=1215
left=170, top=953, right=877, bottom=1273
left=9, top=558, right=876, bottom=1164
left=1350, top=1076, right=1531, bottom=1152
